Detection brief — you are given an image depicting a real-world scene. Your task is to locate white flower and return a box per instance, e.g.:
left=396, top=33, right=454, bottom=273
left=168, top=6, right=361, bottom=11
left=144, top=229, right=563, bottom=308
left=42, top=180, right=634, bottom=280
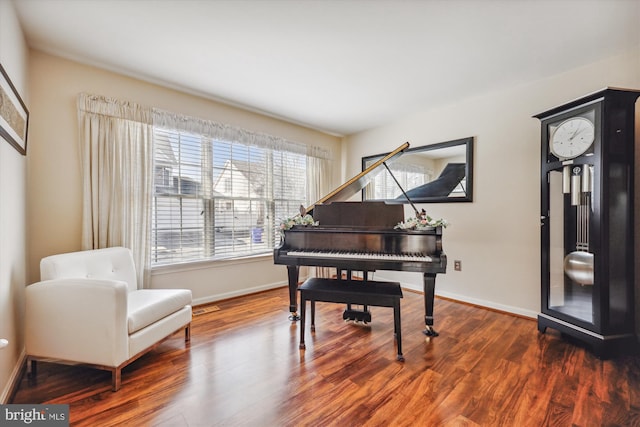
left=279, top=214, right=319, bottom=232
left=394, top=214, right=449, bottom=230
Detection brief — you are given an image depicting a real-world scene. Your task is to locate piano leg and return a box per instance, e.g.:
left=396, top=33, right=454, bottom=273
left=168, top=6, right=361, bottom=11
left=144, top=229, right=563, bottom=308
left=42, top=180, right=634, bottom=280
left=422, top=273, right=439, bottom=337
left=287, top=265, right=300, bottom=321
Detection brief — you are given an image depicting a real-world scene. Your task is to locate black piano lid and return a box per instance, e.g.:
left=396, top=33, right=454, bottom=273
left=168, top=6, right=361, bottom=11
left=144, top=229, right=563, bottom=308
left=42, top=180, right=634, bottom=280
left=305, top=141, right=409, bottom=215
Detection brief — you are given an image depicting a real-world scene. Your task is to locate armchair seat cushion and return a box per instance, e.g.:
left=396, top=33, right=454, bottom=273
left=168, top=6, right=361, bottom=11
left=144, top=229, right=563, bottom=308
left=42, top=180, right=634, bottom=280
left=128, top=289, right=192, bottom=334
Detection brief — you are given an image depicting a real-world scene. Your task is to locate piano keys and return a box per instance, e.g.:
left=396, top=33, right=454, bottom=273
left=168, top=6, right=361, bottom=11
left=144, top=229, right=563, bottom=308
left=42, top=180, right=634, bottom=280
left=285, top=250, right=433, bottom=263
left=273, top=142, right=447, bottom=336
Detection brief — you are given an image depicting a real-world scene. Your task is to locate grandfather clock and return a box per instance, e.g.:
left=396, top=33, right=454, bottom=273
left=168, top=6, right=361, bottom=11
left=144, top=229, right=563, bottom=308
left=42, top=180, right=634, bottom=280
left=534, top=87, right=639, bottom=357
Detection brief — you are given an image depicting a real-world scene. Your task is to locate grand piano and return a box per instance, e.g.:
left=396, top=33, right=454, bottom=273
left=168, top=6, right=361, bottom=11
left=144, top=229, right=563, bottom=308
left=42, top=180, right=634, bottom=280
left=273, top=142, right=447, bottom=336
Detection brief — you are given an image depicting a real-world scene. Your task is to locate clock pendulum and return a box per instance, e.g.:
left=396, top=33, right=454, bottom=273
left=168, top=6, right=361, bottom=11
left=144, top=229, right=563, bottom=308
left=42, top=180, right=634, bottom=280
left=563, top=165, right=593, bottom=286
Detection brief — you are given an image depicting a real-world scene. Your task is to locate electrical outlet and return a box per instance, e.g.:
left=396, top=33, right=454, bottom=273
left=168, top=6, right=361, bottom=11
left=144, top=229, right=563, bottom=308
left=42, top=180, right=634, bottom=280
left=454, top=260, right=462, bottom=271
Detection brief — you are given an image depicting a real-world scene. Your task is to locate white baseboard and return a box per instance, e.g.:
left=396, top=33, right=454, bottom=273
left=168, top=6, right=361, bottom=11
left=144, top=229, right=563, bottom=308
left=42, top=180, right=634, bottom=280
left=192, top=280, right=290, bottom=307
left=191, top=278, right=539, bottom=320
left=400, top=282, right=538, bottom=319
left=1, top=350, right=27, bottom=404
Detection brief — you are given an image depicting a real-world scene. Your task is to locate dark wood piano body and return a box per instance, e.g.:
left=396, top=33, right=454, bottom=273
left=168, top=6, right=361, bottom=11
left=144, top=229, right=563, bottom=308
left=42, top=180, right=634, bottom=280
left=273, top=142, right=447, bottom=335
left=274, top=201, right=447, bottom=335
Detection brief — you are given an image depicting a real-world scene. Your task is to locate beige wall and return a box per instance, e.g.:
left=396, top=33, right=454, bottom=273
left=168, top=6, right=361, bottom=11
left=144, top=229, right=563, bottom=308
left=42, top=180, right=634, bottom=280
left=344, top=48, right=640, bottom=319
left=0, top=0, right=29, bottom=403
left=26, top=51, right=342, bottom=304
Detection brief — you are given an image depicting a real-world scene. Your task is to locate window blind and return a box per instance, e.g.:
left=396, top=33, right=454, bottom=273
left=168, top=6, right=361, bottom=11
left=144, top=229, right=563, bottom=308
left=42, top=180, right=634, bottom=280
left=151, top=125, right=310, bottom=265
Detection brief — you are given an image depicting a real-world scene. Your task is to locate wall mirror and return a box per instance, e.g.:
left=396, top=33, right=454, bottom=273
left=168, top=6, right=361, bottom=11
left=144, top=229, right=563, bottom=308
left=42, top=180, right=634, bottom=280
left=361, top=137, right=474, bottom=203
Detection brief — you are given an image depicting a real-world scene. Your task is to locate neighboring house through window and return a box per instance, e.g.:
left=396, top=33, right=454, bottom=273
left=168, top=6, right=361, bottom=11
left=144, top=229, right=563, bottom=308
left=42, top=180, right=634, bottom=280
left=151, top=126, right=310, bottom=266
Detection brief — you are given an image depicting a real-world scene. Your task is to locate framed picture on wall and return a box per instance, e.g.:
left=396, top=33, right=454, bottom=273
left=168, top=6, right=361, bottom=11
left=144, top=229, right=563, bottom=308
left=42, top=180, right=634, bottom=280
left=0, top=63, right=29, bottom=155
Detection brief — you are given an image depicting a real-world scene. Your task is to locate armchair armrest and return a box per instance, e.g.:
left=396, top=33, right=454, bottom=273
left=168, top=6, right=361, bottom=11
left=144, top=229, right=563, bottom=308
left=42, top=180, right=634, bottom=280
left=25, top=278, right=129, bottom=367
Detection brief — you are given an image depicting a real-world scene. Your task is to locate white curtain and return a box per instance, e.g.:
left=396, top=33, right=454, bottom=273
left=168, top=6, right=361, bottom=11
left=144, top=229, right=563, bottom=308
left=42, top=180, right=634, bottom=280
left=307, top=146, right=333, bottom=278
left=307, top=146, right=332, bottom=204
left=77, top=93, right=153, bottom=288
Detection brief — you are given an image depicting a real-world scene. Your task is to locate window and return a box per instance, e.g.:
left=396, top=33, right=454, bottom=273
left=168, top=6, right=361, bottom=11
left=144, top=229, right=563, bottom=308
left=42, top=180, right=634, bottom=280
left=151, top=127, right=308, bottom=266
left=366, top=162, right=432, bottom=200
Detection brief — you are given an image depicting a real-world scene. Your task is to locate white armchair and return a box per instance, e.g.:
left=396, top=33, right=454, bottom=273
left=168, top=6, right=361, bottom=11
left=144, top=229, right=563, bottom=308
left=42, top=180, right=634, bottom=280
left=25, top=247, right=192, bottom=391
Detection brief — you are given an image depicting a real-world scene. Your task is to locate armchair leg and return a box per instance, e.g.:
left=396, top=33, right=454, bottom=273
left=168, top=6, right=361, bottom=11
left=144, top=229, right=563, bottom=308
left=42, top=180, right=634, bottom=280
left=28, top=359, right=37, bottom=382
left=185, top=324, right=191, bottom=342
left=112, top=368, right=121, bottom=392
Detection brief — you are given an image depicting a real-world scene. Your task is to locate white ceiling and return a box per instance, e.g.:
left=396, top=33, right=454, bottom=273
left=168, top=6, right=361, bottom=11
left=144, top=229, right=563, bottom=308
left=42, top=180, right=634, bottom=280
left=12, top=0, right=640, bottom=136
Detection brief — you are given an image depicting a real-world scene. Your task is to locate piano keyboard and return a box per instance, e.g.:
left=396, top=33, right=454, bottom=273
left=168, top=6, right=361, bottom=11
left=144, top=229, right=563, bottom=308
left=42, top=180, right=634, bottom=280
left=286, top=250, right=432, bottom=262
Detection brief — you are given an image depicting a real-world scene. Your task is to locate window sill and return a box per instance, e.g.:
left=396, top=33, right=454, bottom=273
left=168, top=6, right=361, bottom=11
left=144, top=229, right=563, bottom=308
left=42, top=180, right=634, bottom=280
left=151, top=252, right=273, bottom=275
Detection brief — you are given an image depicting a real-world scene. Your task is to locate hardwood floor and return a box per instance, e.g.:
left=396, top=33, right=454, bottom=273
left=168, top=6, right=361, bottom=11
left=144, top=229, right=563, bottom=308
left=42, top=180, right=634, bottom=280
left=11, top=286, right=640, bottom=426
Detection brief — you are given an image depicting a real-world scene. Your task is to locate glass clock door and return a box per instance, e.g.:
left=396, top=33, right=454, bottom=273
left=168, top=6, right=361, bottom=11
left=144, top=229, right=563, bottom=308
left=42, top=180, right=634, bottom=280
left=546, top=163, right=595, bottom=326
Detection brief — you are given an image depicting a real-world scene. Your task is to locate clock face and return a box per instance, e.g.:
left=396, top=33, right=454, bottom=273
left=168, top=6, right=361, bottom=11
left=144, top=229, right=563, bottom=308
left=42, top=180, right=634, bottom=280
left=550, top=117, right=595, bottom=160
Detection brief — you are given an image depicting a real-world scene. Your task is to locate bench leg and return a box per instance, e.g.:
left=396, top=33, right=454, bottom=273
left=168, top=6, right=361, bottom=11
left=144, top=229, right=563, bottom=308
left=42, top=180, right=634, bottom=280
left=299, top=296, right=306, bottom=349
left=311, top=300, right=316, bottom=331
left=394, top=301, right=404, bottom=362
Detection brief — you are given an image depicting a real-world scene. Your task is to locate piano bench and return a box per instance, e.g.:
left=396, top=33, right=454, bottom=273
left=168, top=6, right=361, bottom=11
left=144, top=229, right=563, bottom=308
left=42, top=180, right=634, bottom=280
left=298, top=277, right=404, bottom=361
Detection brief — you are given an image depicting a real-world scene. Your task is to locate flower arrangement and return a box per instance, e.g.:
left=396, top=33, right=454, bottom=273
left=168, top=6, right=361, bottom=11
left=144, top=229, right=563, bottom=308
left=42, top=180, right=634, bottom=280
left=279, top=214, right=318, bottom=233
left=394, top=213, right=449, bottom=230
